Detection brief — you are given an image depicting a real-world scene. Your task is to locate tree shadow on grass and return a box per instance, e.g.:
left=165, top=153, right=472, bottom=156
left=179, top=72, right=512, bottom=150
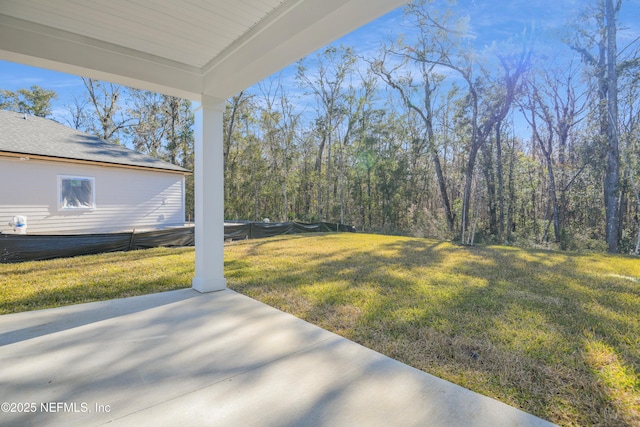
left=433, top=247, right=640, bottom=426
left=226, top=235, right=640, bottom=426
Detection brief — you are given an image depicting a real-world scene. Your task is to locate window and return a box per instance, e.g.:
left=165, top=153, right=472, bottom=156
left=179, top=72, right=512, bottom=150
left=58, top=176, right=95, bottom=210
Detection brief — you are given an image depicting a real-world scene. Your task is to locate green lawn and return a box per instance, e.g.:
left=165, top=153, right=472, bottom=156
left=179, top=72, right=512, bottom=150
left=0, top=247, right=193, bottom=313
left=1, top=233, right=639, bottom=426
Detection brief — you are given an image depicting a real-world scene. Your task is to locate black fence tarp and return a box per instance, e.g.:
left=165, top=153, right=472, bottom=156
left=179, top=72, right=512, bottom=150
left=1, top=222, right=355, bottom=263
left=222, top=221, right=355, bottom=240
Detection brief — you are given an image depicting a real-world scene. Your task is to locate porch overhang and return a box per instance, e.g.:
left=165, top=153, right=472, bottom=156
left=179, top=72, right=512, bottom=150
left=0, top=0, right=407, bottom=101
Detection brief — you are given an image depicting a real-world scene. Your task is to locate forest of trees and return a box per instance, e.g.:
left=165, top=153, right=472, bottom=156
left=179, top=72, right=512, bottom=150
left=2, top=0, right=639, bottom=254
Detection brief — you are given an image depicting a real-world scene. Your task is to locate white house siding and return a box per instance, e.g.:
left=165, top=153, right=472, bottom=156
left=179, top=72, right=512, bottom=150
left=0, top=156, right=185, bottom=234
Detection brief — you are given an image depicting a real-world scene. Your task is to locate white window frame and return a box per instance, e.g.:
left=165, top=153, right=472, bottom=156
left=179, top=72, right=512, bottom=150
left=58, top=175, right=96, bottom=211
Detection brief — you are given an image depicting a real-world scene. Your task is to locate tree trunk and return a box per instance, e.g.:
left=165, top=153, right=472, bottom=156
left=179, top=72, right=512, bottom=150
left=506, top=133, right=516, bottom=243
left=461, top=144, right=480, bottom=243
left=316, top=134, right=326, bottom=222
left=546, top=155, right=561, bottom=243
left=225, top=92, right=244, bottom=175
left=482, top=137, right=498, bottom=237
left=433, top=151, right=455, bottom=232
left=367, top=165, right=372, bottom=229
left=326, top=125, right=333, bottom=221
left=604, top=0, right=620, bottom=253
left=496, top=121, right=505, bottom=240
left=283, top=150, right=288, bottom=222
left=339, top=133, right=346, bottom=224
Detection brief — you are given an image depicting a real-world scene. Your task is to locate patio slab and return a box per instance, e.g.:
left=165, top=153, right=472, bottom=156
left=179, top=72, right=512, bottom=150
left=0, top=289, right=557, bottom=426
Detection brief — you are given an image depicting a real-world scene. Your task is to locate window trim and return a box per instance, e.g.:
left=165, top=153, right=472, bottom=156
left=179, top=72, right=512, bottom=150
left=57, top=175, right=96, bottom=211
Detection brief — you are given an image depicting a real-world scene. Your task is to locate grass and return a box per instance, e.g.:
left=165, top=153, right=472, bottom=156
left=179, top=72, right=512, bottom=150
left=0, top=247, right=193, bottom=313
left=1, top=233, right=639, bottom=426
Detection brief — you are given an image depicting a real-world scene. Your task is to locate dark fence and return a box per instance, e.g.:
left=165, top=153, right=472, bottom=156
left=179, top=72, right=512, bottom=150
left=223, top=221, right=355, bottom=240
left=0, top=222, right=355, bottom=263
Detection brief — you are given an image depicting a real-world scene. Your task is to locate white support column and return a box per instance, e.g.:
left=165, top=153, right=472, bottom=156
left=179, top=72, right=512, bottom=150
left=192, top=96, right=227, bottom=292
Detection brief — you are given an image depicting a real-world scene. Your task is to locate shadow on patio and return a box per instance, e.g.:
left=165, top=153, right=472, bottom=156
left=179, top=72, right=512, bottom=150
left=0, top=288, right=555, bottom=426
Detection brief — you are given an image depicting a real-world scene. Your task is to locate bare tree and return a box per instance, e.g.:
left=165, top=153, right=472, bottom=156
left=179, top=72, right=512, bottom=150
left=618, top=46, right=640, bottom=254
left=62, top=95, right=90, bottom=130
left=569, top=0, right=623, bottom=252
left=395, top=0, right=530, bottom=243
left=520, top=60, right=587, bottom=243
left=224, top=91, right=251, bottom=173
left=128, top=89, right=166, bottom=157
left=82, top=78, right=132, bottom=143
left=297, top=46, right=356, bottom=222
left=371, top=48, right=455, bottom=233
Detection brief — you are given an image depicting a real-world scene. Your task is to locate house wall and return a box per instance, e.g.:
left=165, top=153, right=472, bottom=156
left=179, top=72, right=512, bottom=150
left=0, top=156, right=186, bottom=234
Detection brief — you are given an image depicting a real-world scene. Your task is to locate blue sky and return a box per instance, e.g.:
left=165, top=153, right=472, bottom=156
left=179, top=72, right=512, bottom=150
left=1, top=0, right=639, bottom=127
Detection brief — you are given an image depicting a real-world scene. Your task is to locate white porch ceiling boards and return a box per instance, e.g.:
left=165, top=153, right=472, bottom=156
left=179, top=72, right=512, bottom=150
left=0, top=0, right=286, bottom=68
left=0, top=0, right=408, bottom=101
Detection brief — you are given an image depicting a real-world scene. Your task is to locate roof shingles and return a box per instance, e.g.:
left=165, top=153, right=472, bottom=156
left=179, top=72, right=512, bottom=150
left=0, top=110, right=189, bottom=173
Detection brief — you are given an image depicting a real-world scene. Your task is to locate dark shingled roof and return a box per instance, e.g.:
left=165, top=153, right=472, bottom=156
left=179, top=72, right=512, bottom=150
left=0, top=110, right=190, bottom=173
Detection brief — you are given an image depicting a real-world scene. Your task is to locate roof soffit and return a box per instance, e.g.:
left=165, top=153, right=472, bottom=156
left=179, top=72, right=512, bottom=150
left=0, top=0, right=408, bottom=101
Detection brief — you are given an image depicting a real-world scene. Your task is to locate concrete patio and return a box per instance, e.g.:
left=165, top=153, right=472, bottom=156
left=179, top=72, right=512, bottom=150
left=0, top=289, right=556, bottom=426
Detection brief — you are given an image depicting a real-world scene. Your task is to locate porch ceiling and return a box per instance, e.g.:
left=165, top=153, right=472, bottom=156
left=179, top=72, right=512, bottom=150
left=0, top=0, right=408, bottom=101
